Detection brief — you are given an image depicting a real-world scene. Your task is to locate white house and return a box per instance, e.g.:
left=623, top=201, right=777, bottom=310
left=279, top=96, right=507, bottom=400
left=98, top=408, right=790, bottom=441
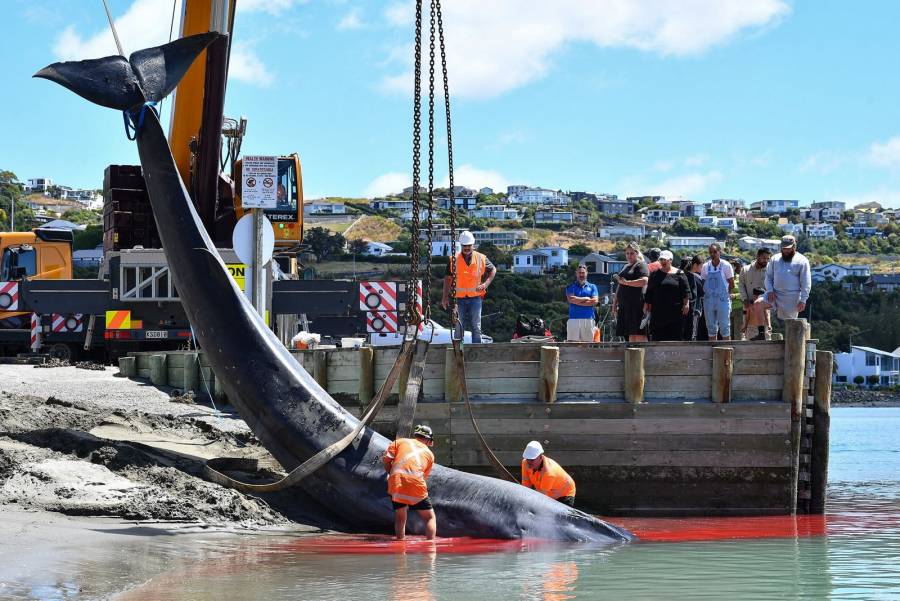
left=668, top=236, right=718, bottom=249
left=473, top=230, right=527, bottom=247
left=750, top=199, right=800, bottom=215
left=370, top=198, right=414, bottom=212
left=581, top=252, right=626, bottom=276
left=431, top=240, right=460, bottom=256
left=866, top=274, right=900, bottom=293
left=737, top=236, right=781, bottom=252
left=438, top=195, right=477, bottom=211
left=697, top=216, right=739, bottom=232
left=479, top=187, right=494, bottom=196
left=811, top=263, right=871, bottom=283
left=598, top=225, right=646, bottom=239
left=535, top=210, right=574, bottom=224
left=834, top=346, right=900, bottom=387
left=853, top=211, right=889, bottom=226
left=779, top=222, right=805, bottom=237
left=511, top=246, right=569, bottom=275
left=806, top=223, right=836, bottom=239
left=470, top=205, right=520, bottom=221
left=307, top=202, right=347, bottom=215
left=25, top=177, right=53, bottom=194
left=508, top=187, right=571, bottom=206
left=362, top=241, right=393, bottom=257
left=845, top=226, right=881, bottom=238
left=708, top=199, right=747, bottom=216
left=643, top=209, right=681, bottom=224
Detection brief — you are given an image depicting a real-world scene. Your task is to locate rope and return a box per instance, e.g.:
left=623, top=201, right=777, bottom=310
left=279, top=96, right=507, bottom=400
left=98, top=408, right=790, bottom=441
left=123, top=102, right=159, bottom=141
left=101, top=0, right=125, bottom=56
left=204, top=338, right=417, bottom=493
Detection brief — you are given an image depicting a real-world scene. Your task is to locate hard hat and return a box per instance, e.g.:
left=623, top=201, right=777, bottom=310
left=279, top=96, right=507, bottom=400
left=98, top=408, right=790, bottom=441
left=522, top=440, right=544, bottom=460
left=414, top=424, right=434, bottom=440
left=459, top=230, right=475, bottom=245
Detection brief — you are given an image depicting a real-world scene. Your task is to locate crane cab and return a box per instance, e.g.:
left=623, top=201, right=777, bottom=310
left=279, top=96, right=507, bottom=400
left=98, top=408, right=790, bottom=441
left=234, top=154, right=304, bottom=246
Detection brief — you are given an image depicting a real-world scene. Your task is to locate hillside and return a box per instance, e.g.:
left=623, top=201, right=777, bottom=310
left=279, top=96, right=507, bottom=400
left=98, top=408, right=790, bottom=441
left=343, top=216, right=402, bottom=242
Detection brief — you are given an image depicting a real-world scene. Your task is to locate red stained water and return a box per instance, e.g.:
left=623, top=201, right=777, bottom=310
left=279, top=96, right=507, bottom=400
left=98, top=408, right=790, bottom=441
left=617, top=514, right=828, bottom=543
left=281, top=535, right=551, bottom=555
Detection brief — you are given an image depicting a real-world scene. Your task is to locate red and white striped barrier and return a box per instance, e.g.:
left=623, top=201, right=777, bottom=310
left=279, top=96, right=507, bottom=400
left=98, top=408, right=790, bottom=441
left=30, top=313, right=41, bottom=352
left=52, top=313, right=84, bottom=333
left=0, top=281, right=19, bottom=311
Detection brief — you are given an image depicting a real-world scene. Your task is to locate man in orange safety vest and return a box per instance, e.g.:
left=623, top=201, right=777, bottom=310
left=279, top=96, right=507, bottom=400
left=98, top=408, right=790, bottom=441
left=441, top=230, right=496, bottom=343
left=383, top=424, right=437, bottom=540
left=520, top=440, right=576, bottom=507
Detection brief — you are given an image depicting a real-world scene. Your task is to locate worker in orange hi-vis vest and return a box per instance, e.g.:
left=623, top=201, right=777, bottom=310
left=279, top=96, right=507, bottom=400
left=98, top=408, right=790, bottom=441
left=383, top=424, right=437, bottom=540
left=441, top=230, right=496, bottom=344
left=520, top=441, right=577, bottom=507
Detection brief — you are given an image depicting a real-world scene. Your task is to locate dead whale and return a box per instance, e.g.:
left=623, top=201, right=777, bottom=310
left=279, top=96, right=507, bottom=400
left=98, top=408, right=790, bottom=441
left=35, top=33, right=633, bottom=542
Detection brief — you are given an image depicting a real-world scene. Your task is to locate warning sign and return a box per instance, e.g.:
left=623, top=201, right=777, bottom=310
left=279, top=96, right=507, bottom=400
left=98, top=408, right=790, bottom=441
left=227, top=263, right=246, bottom=291
left=241, top=155, right=278, bottom=209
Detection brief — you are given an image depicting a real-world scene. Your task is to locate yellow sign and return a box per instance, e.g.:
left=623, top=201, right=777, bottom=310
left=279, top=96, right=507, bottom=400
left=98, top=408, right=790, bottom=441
left=226, top=263, right=246, bottom=291
left=105, top=310, right=131, bottom=330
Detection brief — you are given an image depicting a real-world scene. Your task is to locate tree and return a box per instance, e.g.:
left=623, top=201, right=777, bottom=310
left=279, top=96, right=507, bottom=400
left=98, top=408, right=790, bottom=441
left=348, top=238, right=369, bottom=256
left=853, top=375, right=865, bottom=386
left=866, top=374, right=880, bottom=387
left=304, top=226, right=346, bottom=261
left=62, top=208, right=101, bottom=225
left=568, top=243, right=592, bottom=257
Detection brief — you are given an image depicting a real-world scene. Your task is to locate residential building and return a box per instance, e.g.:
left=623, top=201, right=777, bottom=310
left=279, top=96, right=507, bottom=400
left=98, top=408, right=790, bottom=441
left=419, top=223, right=452, bottom=240
left=750, top=199, right=800, bottom=215
left=401, top=185, right=424, bottom=197
left=438, top=195, right=478, bottom=211
left=581, top=252, right=626, bottom=276
left=451, top=186, right=477, bottom=197
left=506, top=185, right=528, bottom=196
left=478, top=187, right=494, bottom=196
left=597, top=197, right=635, bottom=216
left=708, top=199, right=747, bottom=216
left=866, top=274, right=900, bottom=293
left=845, top=225, right=881, bottom=238
left=58, top=188, right=100, bottom=203
left=668, top=236, right=718, bottom=249
left=473, top=230, right=527, bottom=247
left=361, top=242, right=393, bottom=256
left=25, top=177, right=53, bottom=194
left=627, top=195, right=665, bottom=206
left=511, top=246, right=569, bottom=275
left=737, top=236, right=781, bottom=252
left=697, top=216, right=738, bottom=231
left=401, top=208, right=434, bottom=222
left=469, top=205, right=520, bottom=221
left=306, top=202, right=347, bottom=215
left=370, top=198, right=414, bottom=212
left=431, top=240, right=460, bottom=256
left=73, top=245, right=104, bottom=269
left=508, top=187, right=571, bottom=206
left=779, top=222, right=805, bottom=237
left=834, top=346, right=900, bottom=387
left=806, top=223, right=836, bottom=239
left=853, top=211, right=889, bottom=226
left=535, top=210, right=574, bottom=224
left=643, top=209, right=681, bottom=224
left=669, top=200, right=706, bottom=218
left=811, top=263, right=871, bottom=283
left=597, top=224, right=646, bottom=239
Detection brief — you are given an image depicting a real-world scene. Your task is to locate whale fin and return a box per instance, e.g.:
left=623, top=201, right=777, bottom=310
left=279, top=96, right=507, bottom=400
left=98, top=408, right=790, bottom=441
left=34, top=32, right=222, bottom=110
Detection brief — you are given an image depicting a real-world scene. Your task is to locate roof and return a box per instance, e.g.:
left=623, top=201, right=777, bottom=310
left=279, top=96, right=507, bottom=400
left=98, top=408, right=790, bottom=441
left=41, top=219, right=86, bottom=231
left=851, top=345, right=900, bottom=357
left=583, top=252, right=621, bottom=263
left=870, top=274, right=900, bottom=284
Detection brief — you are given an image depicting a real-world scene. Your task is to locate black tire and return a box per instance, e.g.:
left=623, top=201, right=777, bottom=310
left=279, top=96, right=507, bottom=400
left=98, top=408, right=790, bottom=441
left=48, top=343, right=76, bottom=362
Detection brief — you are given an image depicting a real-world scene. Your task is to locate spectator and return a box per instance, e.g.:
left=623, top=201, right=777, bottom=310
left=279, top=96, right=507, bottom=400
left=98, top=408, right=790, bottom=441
left=691, top=255, right=708, bottom=340
left=612, top=242, right=649, bottom=342
left=645, top=250, right=690, bottom=341
left=765, top=236, right=811, bottom=321
left=730, top=261, right=744, bottom=340
left=700, top=243, right=735, bottom=340
left=740, top=249, right=772, bottom=338
left=565, top=264, right=599, bottom=342
left=646, top=248, right=662, bottom=273
left=744, top=287, right=772, bottom=340
left=681, top=256, right=704, bottom=341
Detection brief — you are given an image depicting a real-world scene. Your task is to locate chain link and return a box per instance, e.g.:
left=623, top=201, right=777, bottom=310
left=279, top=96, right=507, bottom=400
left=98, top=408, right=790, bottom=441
left=406, top=0, right=424, bottom=330
left=422, top=0, right=437, bottom=324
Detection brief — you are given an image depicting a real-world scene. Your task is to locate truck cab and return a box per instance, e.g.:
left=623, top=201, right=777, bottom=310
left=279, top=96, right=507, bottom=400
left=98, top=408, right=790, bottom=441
left=0, top=228, right=73, bottom=326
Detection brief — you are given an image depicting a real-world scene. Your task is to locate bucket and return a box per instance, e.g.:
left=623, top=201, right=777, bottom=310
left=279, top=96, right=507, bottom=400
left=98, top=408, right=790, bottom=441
left=341, top=337, right=365, bottom=349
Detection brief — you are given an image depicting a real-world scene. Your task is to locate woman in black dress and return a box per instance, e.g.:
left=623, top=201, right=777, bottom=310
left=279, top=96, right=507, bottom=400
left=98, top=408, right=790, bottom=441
left=680, top=255, right=704, bottom=341
left=612, top=242, right=650, bottom=342
left=645, top=250, right=690, bottom=341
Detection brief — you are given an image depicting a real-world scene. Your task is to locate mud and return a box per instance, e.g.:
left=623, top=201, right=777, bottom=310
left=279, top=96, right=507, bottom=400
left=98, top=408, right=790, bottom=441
left=0, top=365, right=319, bottom=529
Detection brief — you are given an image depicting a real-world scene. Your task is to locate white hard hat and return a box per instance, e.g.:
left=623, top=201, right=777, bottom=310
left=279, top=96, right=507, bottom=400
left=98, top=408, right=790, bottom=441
left=459, top=230, right=475, bottom=245
left=523, top=440, right=544, bottom=460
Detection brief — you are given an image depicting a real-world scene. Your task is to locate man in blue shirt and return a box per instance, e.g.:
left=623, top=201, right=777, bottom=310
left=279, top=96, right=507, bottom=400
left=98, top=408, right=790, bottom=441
left=565, top=264, right=599, bottom=342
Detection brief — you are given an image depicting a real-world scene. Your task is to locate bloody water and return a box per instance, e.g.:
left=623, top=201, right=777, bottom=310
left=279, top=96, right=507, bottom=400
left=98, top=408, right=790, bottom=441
left=3, top=407, right=899, bottom=600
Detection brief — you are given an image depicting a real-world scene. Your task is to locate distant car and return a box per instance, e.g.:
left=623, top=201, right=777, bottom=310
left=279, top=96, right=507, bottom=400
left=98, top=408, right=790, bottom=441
left=368, top=320, right=493, bottom=346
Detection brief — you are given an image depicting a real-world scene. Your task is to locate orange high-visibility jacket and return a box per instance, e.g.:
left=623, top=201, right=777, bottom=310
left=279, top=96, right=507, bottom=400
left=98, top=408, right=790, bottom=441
left=521, top=456, right=576, bottom=500
left=454, top=251, right=487, bottom=298
left=383, top=438, right=435, bottom=505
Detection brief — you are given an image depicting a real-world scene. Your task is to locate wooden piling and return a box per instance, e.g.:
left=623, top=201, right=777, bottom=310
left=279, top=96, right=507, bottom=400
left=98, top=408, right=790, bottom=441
left=313, top=350, right=328, bottom=389
left=183, top=352, right=199, bottom=393
left=444, top=347, right=462, bottom=402
left=149, top=354, right=167, bottom=386
left=782, top=318, right=809, bottom=514
left=624, top=347, right=645, bottom=404
left=711, top=347, right=733, bottom=403
left=118, top=356, right=136, bottom=378
left=810, top=350, right=832, bottom=514
left=538, top=346, right=560, bottom=403
left=358, top=347, right=375, bottom=406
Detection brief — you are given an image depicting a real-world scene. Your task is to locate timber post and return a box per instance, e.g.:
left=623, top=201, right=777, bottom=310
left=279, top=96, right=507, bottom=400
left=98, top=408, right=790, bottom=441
left=358, top=347, right=375, bottom=407
left=711, top=347, right=734, bottom=403
left=624, top=347, right=645, bottom=404
left=810, top=350, right=832, bottom=514
left=783, top=318, right=809, bottom=514
left=313, top=350, right=328, bottom=389
left=149, top=354, right=167, bottom=386
left=538, top=345, right=560, bottom=403
left=118, top=356, right=136, bottom=378
left=183, top=352, right=199, bottom=393
left=444, top=346, right=462, bottom=402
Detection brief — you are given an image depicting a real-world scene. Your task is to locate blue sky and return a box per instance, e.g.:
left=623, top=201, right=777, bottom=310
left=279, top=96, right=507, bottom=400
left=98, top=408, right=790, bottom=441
left=2, top=0, right=900, bottom=207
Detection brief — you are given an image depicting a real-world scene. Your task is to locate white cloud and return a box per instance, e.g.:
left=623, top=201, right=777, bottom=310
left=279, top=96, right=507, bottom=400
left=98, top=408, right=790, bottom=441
left=440, top=165, right=509, bottom=192
left=621, top=170, right=723, bottom=198
left=229, top=42, right=274, bottom=87
left=798, top=152, right=847, bottom=175
left=382, top=0, right=789, bottom=99
left=683, top=154, right=708, bottom=167
left=238, top=0, right=307, bottom=16
left=653, top=160, right=675, bottom=173
left=824, top=188, right=900, bottom=210
left=365, top=172, right=410, bottom=197
left=868, top=136, right=900, bottom=170
left=338, top=9, right=366, bottom=31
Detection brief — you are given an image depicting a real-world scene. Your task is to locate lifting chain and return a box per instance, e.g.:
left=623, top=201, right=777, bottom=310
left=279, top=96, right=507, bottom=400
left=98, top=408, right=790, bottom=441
left=406, top=0, right=424, bottom=330
left=422, top=0, right=437, bottom=325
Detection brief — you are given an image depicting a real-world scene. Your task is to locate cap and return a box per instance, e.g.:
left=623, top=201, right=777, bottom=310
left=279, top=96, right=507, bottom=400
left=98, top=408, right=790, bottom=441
left=781, top=235, right=796, bottom=248
left=659, top=250, right=674, bottom=261
left=414, top=424, right=434, bottom=440
left=459, top=230, right=475, bottom=245
left=523, top=440, right=544, bottom=460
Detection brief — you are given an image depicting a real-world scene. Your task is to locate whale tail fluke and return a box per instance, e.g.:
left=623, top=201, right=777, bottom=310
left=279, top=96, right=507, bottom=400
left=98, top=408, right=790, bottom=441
left=34, top=32, right=222, bottom=111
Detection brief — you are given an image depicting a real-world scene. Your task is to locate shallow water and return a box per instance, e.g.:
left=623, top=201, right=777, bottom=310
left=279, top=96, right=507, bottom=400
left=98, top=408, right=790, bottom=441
left=4, top=407, right=900, bottom=600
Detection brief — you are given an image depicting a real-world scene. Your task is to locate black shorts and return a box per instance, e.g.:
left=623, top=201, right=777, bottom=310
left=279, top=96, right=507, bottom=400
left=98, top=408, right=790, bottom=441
left=557, top=496, right=575, bottom=507
left=392, top=497, right=433, bottom=511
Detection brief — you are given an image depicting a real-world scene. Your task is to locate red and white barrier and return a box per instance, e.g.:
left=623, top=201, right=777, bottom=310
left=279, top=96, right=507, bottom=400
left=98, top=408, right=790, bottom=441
left=30, top=313, right=41, bottom=352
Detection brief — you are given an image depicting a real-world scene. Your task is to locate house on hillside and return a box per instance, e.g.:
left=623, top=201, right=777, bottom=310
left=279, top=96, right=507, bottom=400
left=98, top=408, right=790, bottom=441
left=511, top=246, right=568, bottom=275
left=479, top=187, right=494, bottom=196
left=737, top=236, right=781, bottom=252
left=845, top=226, right=881, bottom=238
left=581, top=252, right=626, bottom=276
left=865, top=274, right=900, bottom=293
left=779, top=222, right=805, bottom=237
left=597, top=224, right=646, bottom=239
left=806, top=223, right=836, bottom=239
left=668, top=236, right=718, bottom=250
left=473, top=230, right=527, bottom=247
left=750, top=199, right=800, bottom=215
left=361, top=242, right=393, bottom=257
left=470, top=205, right=520, bottom=221
left=535, top=210, right=574, bottom=224
left=834, top=346, right=900, bottom=387
left=370, top=198, right=414, bottom=212
left=597, top=197, right=635, bottom=216
left=73, top=245, right=104, bottom=268
left=811, top=263, right=871, bottom=283
left=306, top=202, right=347, bottom=215
left=431, top=240, right=460, bottom=256
left=507, top=187, right=571, bottom=206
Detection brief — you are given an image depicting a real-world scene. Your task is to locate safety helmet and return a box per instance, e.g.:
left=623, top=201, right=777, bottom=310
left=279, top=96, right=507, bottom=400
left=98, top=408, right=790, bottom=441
left=414, top=424, right=434, bottom=440
left=459, top=230, right=476, bottom=245
left=523, top=440, right=544, bottom=460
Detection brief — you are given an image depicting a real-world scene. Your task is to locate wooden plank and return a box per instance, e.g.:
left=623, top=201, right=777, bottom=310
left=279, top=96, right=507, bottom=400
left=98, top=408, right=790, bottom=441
left=450, top=449, right=792, bottom=468
left=466, top=378, right=539, bottom=395
left=321, top=351, right=361, bottom=368
left=556, top=376, right=623, bottom=393
left=464, top=361, right=540, bottom=379
left=538, top=346, right=560, bottom=404
left=450, top=433, right=791, bottom=453
left=644, top=376, right=709, bottom=393
left=733, top=375, right=783, bottom=391
left=445, top=402, right=791, bottom=420
left=733, top=359, right=785, bottom=376
left=558, top=347, right=625, bottom=363
left=624, top=348, right=645, bottom=404
left=558, top=361, right=623, bottom=377
left=463, top=345, right=541, bottom=363
left=350, top=404, right=451, bottom=421
left=645, top=358, right=712, bottom=377
left=712, top=347, right=733, bottom=403
left=732, top=344, right=785, bottom=360
left=449, top=417, right=791, bottom=436
left=358, top=347, right=374, bottom=406
left=326, top=380, right=358, bottom=395
left=731, top=389, right=784, bottom=402
left=374, top=363, right=444, bottom=381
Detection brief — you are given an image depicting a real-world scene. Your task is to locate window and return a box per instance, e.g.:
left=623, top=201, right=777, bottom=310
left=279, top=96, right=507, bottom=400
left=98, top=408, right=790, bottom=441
left=836, top=376, right=847, bottom=383
left=866, top=353, right=879, bottom=367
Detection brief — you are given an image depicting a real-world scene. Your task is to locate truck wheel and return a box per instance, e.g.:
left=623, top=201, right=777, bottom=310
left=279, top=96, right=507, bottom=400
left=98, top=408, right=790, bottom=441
left=48, top=343, right=76, bottom=363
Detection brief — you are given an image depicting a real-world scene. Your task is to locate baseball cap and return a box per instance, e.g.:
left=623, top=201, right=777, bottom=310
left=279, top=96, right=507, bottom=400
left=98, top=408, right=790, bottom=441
left=659, top=250, right=674, bottom=261
left=780, top=235, right=796, bottom=248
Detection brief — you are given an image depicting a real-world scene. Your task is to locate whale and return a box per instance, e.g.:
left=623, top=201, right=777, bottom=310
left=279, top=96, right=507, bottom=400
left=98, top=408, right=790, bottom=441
left=35, top=33, right=633, bottom=543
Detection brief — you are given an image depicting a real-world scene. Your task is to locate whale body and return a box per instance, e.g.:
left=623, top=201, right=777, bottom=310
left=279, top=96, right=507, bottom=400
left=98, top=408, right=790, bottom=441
left=36, top=33, right=634, bottom=543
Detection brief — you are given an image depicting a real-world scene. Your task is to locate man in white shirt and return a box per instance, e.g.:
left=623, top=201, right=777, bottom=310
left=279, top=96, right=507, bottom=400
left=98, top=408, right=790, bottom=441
left=765, top=235, right=811, bottom=320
